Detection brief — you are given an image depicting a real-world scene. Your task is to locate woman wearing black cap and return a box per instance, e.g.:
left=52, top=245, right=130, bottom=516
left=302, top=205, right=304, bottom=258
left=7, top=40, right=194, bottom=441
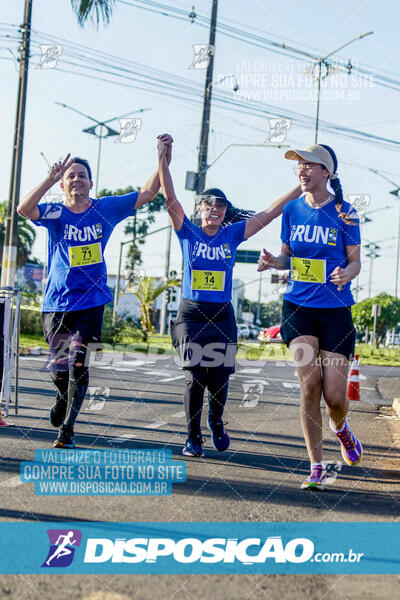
left=258, top=144, right=362, bottom=490
left=158, top=136, right=301, bottom=457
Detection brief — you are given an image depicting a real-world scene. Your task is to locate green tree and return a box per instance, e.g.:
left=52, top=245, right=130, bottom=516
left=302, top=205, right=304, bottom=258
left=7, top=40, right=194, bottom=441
left=259, top=299, right=282, bottom=328
left=71, top=0, right=116, bottom=27
left=352, top=293, right=400, bottom=343
left=129, top=276, right=179, bottom=342
left=0, top=201, right=37, bottom=268
left=98, top=187, right=165, bottom=270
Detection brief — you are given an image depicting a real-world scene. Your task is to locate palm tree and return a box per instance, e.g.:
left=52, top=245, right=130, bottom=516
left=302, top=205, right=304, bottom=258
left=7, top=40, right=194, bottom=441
left=130, top=276, right=180, bottom=342
left=70, top=0, right=116, bottom=27
left=0, top=201, right=36, bottom=268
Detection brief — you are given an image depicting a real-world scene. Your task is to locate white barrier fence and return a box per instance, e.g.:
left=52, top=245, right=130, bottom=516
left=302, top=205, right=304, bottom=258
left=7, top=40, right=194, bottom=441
left=0, top=287, right=21, bottom=417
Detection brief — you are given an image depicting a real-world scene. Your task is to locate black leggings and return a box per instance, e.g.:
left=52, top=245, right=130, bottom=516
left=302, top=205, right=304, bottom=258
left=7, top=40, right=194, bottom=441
left=184, top=367, right=230, bottom=437
left=42, top=306, right=104, bottom=428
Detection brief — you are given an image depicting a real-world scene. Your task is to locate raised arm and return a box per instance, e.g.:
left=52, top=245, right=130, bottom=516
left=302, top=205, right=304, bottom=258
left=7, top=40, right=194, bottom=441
left=17, top=153, right=73, bottom=220
left=136, top=133, right=173, bottom=209
left=257, top=243, right=291, bottom=272
left=158, top=139, right=185, bottom=231
left=244, top=185, right=301, bottom=240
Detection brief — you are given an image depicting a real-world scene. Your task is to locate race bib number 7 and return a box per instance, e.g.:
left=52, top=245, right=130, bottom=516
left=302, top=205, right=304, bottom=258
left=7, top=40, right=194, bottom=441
left=290, top=257, right=326, bottom=283
left=68, top=242, right=103, bottom=268
left=191, top=270, right=225, bottom=291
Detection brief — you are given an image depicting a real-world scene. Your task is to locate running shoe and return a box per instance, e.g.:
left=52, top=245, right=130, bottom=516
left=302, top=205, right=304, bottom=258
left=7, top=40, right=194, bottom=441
left=301, top=464, right=327, bottom=491
left=49, top=395, right=67, bottom=428
left=207, top=417, right=230, bottom=452
left=182, top=435, right=204, bottom=457
left=53, top=424, right=75, bottom=449
left=330, top=419, right=362, bottom=466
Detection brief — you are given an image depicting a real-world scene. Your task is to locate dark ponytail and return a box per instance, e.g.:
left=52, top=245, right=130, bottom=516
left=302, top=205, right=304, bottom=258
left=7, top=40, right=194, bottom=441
left=319, top=144, right=357, bottom=226
left=223, top=204, right=255, bottom=225
left=201, top=188, right=255, bottom=226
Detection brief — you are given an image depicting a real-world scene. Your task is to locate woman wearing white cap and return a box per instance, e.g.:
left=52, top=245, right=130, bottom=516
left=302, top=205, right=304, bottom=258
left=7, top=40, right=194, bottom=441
left=258, top=144, right=362, bottom=491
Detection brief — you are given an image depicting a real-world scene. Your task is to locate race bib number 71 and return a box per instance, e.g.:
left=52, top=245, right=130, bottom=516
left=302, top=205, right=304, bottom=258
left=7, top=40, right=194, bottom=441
left=68, top=242, right=103, bottom=268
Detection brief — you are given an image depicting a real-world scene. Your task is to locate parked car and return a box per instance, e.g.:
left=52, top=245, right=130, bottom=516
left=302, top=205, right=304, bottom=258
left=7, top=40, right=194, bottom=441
left=258, top=324, right=281, bottom=343
left=237, top=323, right=251, bottom=339
left=385, top=331, right=400, bottom=346
left=248, top=324, right=261, bottom=340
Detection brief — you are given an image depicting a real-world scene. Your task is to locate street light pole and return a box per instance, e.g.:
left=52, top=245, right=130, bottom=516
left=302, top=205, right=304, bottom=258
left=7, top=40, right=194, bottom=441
left=1, top=0, right=33, bottom=287
left=55, top=103, right=151, bottom=197
left=308, top=32, right=373, bottom=143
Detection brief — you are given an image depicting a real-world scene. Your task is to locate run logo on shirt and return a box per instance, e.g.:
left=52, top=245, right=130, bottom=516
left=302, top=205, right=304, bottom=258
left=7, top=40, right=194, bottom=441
left=193, top=242, right=232, bottom=261
left=290, top=225, right=337, bottom=246
left=64, top=224, right=103, bottom=242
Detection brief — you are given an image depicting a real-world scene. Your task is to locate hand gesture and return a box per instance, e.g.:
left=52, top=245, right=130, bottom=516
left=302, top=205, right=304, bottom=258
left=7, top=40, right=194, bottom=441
left=257, top=248, right=276, bottom=272
left=48, top=153, right=73, bottom=184
left=157, top=133, right=173, bottom=164
left=330, top=266, right=350, bottom=290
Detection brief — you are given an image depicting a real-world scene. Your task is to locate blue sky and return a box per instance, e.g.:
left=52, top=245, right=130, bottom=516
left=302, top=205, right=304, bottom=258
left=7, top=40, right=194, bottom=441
left=1, top=0, right=400, bottom=301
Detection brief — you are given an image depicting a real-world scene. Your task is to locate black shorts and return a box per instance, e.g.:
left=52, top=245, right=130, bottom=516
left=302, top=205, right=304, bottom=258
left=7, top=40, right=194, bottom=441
left=280, top=300, right=355, bottom=359
left=42, top=305, right=104, bottom=371
left=171, top=299, right=237, bottom=372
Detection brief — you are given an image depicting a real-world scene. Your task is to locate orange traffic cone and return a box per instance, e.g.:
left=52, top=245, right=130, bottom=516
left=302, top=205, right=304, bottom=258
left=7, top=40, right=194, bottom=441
left=0, top=406, right=9, bottom=427
left=347, top=354, right=361, bottom=401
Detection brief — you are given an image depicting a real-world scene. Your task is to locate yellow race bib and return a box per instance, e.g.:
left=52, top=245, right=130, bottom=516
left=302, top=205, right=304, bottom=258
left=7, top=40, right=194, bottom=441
left=290, top=257, right=326, bottom=283
left=191, top=270, right=225, bottom=292
left=68, top=242, right=103, bottom=268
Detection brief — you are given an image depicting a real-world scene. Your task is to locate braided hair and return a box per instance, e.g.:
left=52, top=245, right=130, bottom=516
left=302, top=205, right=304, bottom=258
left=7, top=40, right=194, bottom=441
left=319, top=145, right=357, bottom=226
left=201, top=188, right=255, bottom=226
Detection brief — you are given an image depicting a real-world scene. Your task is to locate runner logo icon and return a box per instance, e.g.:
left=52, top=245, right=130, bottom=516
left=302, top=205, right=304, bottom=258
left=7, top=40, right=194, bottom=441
left=41, top=529, right=82, bottom=568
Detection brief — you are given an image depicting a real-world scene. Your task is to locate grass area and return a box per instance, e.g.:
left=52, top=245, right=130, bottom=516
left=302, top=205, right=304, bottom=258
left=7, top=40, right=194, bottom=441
left=19, top=333, right=400, bottom=366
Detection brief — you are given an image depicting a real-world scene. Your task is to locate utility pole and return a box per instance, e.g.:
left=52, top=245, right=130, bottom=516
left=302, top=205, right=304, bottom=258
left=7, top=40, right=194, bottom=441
left=256, top=272, right=262, bottom=325
left=196, top=0, right=218, bottom=195
left=365, top=242, right=380, bottom=297
left=368, top=168, right=400, bottom=297
left=159, top=225, right=172, bottom=335
left=1, top=0, right=33, bottom=287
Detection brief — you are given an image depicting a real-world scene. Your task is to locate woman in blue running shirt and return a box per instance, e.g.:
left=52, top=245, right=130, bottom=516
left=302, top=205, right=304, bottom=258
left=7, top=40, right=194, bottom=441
left=258, top=144, right=362, bottom=491
left=158, top=136, right=301, bottom=457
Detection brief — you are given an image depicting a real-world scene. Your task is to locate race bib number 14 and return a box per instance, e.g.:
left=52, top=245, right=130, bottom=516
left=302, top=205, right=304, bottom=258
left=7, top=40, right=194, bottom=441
left=191, top=270, right=225, bottom=291
left=68, top=242, right=103, bottom=268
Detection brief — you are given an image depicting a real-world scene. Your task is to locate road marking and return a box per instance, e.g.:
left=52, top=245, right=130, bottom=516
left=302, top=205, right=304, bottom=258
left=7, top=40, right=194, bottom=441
left=145, top=422, right=168, bottom=429
left=170, top=411, right=185, bottom=418
left=282, top=382, right=300, bottom=389
left=107, top=433, right=137, bottom=443
left=237, top=368, right=262, bottom=375
left=0, top=475, right=23, bottom=488
left=158, top=375, right=185, bottom=383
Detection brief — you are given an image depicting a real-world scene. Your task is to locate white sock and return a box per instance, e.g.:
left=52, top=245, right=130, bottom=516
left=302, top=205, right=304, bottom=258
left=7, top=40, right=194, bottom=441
left=331, top=419, right=346, bottom=434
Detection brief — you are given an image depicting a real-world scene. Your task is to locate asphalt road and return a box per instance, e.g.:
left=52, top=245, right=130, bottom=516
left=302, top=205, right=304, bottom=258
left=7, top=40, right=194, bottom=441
left=1, top=351, right=400, bottom=599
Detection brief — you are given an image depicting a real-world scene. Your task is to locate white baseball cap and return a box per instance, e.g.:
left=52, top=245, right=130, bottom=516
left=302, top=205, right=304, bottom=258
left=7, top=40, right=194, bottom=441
left=284, top=144, right=337, bottom=176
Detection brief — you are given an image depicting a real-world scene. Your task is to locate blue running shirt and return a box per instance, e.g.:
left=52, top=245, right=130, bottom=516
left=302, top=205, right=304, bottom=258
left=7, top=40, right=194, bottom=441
left=175, top=216, right=246, bottom=303
left=280, top=195, right=360, bottom=308
left=34, top=192, right=138, bottom=312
